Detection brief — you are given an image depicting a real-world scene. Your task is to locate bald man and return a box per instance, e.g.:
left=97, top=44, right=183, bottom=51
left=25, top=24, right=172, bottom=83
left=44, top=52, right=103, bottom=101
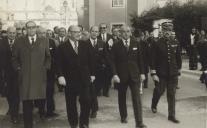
left=111, top=25, right=147, bottom=128
left=0, top=26, right=19, bottom=123
left=56, top=25, right=95, bottom=128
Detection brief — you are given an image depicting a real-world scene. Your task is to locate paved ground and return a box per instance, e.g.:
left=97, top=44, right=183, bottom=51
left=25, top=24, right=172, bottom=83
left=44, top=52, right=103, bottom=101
left=0, top=60, right=207, bottom=128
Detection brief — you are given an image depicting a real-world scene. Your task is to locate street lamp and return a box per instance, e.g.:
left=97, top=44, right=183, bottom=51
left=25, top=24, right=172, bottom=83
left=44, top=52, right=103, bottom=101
left=63, top=1, right=68, bottom=26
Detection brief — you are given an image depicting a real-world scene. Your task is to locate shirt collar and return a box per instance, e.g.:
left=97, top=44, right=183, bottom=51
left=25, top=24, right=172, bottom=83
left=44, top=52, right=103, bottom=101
left=8, top=38, right=14, bottom=44
left=69, top=39, right=78, bottom=47
left=28, top=34, right=37, bottom=42
left=90, top=38, right=97, bottom=42
left=122, top=38, right=130, bottom=44
left=59, top=36, right=65, bottom=41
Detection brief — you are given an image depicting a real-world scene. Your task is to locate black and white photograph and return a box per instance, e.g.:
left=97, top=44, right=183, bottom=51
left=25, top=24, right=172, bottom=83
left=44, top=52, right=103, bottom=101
left=0, top=0, right=207, bottom=128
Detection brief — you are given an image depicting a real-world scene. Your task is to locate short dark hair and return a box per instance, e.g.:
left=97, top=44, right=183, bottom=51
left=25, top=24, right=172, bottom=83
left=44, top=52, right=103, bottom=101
left=53, top=26, right=59, bottom=31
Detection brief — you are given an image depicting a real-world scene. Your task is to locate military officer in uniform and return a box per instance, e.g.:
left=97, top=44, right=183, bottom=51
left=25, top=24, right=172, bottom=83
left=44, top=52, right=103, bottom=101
left=150, top=22, right=182, bottom=123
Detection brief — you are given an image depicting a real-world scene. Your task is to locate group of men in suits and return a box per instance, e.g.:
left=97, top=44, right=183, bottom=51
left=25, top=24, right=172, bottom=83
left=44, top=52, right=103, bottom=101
left=0, top=20, right=182, bottom=128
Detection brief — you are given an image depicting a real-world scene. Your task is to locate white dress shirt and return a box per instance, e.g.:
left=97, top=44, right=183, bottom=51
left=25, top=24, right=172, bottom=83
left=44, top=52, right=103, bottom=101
left=59, top=37, right=65, bottom=42
left=90, top=38, right=97, bottom=47
left=190, top=34, right=195, bottom=45
left=28, top=34, right=37, bottom=44
left=69, top=39, right=78, bottom=53
left=122, top=38, right=130, bottom=47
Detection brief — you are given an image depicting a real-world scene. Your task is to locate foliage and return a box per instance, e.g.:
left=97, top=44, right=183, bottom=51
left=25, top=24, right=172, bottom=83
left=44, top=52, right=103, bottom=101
left=130, top=1, right=207, bottom=48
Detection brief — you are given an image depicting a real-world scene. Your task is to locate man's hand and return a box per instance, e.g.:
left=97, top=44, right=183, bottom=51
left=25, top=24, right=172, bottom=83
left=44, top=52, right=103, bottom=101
left=58, top=76, right=66, bottom=86
left=113, top=75, right=120, bottom=83
left=152, top=75, right=159, bottom=82
left=140, top=74, right=146, bottom=82
left=90, top=76, right=95, bottom=83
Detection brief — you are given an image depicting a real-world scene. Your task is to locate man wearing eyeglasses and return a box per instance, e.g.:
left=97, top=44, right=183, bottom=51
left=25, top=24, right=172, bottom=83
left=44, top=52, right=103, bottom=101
left=56, top=25, right=95, bottom=128
left=97, top=23, right=113, bottom=97
left=12, top=21, right=51, bottom=128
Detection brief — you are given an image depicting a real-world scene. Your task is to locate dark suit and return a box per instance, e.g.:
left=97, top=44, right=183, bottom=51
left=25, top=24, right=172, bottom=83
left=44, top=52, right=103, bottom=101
left=97, top=33, right=113, bottom=96
left=140, top=39, right=151, bottom=88
left=111, top=37, right=145, bottom=126
left=87, top=38, right=109, bottom=114
left=151, top=37, right=182, bottom=118
left=187, top=34, right=199, bottom=70
left=0, top=38, right=19, bottom=120
left=98, top=33, right=113, bottom=43
left=46, top=38, right=57, bottom=114
left=12, top=35, right=51, bottom=128
left=56, top=39, right=94, bottom=127
left=54, top=36, right=68, bottom=92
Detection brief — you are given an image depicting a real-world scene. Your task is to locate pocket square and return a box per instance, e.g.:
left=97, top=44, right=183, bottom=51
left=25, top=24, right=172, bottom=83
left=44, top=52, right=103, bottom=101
left=49, top=47, right=53, bottom=50
left=133, top=47, right=137, bottom=50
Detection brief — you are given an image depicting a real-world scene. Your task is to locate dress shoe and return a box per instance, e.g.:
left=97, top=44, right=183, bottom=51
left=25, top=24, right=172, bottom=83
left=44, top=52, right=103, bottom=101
left=136, top=123, right=147, bottom=128
left=103, top=93, right=109, bottom=97
left=121, top=118, right=128, bottom=123
left=46, top=112, right=59, bottom=118
left=151, top=107, right=157, bottom=113
left=90, top=111, right=97, bottom=118
left=40, top=114, right=46, bottom=120
left=6, top=110, right=10, bottom=115
left=11, top=117, right=18, bottom=124
left=168, top=116, right=180, bottom=123
left=70, top=125, right=77, bottom=128
left=80, top=124, right=88, bottom=128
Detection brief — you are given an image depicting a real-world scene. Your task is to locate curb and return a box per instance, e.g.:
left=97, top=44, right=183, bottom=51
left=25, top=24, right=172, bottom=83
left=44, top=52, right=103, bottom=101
left=181, top=69, right=201, bottom=76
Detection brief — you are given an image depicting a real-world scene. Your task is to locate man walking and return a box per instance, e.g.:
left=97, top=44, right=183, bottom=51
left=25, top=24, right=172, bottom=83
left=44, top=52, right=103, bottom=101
left=12, top=21, right=51, bottom=128
left=150, top=22, right=182, bottom=123
left=111, top=25, right=147, bottom=128
left=56, top=25, right=95, bottom=128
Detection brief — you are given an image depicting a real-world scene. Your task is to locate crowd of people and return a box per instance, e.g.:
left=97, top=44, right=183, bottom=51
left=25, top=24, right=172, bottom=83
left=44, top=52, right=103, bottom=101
left=0, top=20, right=183, bottom=128
left=188, top=28, right=207, bottom=86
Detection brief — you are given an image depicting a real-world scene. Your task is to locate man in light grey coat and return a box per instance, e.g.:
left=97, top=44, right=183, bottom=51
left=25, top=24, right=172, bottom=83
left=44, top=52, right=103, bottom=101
left=12, top=21, right=51, bottom=128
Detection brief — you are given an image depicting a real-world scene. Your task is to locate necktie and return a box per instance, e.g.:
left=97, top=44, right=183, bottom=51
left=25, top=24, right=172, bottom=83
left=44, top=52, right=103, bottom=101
left=74, top=41, right=78, bottom=54
left=60, top=38, right=64, bottom=44
left=93, top=39, right=96, bottom=47
left=31, top=37, right=35, bottom=45
left=102, top=34, right=106, bottom=42
left=125, top=40, right=129, bottom=51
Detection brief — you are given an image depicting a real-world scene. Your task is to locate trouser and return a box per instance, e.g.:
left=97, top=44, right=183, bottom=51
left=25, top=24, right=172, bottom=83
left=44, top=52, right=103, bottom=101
left=143, top=73, right=148, bottom=88
left=90, top=82, right=98, bottom=114
left=189, top=46, right=198, bottom=69
left=6, top=72, right=19, bottom=119
left=65, top=84, right=91, bottom=127
left=46, top=72, right=55, bottom=114
left=118, top=78, right=143, bottom=126
left=23, top=99, right=45, bottom=128
left=152, top=76, right=178, bottom=117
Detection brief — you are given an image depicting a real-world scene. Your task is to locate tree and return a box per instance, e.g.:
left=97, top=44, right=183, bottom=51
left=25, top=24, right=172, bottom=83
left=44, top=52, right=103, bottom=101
left=131, top=1, right=207, bottom=48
